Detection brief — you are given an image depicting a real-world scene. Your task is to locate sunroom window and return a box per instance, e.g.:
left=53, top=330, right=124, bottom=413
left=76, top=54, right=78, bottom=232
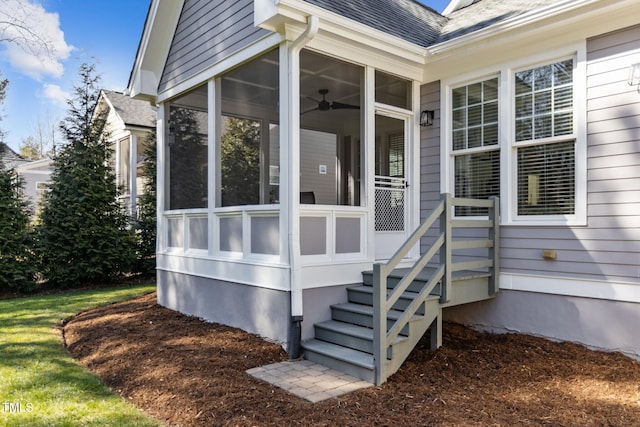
left=514, top=59, right=575, bottom=216
left=451, top=77, right=499, bottom=216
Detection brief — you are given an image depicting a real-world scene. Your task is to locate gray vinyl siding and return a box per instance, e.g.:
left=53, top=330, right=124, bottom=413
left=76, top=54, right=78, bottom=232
left=419, top=81, right=442, bottom=255
left=500, top=24, right=640, bottom=284
left=159, top=0, right=270, bottom=93
left=420, top=24, right=640, bottom=285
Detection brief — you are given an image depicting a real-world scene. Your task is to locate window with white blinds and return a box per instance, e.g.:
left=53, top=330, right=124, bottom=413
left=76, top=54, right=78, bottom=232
left=514, top=59, right=575, bottom=217
left=446, top=56, right=582, bottom=223
left=517, top=141, right=575, bottom=215
left=451, top=77, right=500, bottom=216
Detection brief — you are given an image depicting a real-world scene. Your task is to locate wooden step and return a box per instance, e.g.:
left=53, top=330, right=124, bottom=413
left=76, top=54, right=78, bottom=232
left=330, top=302, right=422, bottom=335
left=314, top=319, right=406, bottom=357
left=301, top=339, right=375, bottom=383
left=347, top=285, right=440, bottom=314
left=361, top=268, right=442, bottom=293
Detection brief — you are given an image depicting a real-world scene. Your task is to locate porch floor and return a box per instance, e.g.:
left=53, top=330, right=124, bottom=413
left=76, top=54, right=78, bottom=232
left=246, top=360, right=371, bottom=403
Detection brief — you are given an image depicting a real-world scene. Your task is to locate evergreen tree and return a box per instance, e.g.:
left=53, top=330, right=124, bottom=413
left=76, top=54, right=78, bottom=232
left=0, top=143, right=36, bottom=292
left=133, top=131, right=157, bottom=275
left=36, top=63, right=135, bottom=288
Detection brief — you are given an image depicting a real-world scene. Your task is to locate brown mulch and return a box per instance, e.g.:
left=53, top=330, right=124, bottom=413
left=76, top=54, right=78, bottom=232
left=64, top=292, right=640, bottom=427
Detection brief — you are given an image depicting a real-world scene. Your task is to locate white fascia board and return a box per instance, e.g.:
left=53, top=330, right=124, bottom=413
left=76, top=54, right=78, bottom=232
left=442, top=0, right=473, bottom=17
left=256, top=0, right=427, bottom=67
left=128, top=0, right=184, bottom=100
left=428, top=0, right=633, bottom=58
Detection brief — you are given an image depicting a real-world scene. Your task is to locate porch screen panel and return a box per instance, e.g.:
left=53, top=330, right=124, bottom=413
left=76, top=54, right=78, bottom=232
left=167, top=86, right=208, bottom=211
left=219, top=48, right=279, bottom=207
left=220, top=116, right=261, bottom=207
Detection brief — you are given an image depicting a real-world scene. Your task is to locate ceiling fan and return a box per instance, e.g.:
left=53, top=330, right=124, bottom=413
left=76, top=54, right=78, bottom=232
left=302, top=89, right=359, bottom=114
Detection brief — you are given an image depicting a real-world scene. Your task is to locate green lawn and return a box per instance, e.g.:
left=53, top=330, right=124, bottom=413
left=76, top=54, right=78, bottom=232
left=0, top=284, right=161, bottom=427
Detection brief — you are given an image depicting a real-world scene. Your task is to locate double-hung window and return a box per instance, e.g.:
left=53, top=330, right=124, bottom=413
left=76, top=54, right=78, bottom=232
left=447, top=55, right=582, bottom=224
left=514, top=59, right=576, bottom=218
left=451, top=77, right=500, bottom=216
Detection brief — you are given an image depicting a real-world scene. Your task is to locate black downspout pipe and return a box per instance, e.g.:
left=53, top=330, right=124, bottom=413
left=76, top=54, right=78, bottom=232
left=288, top=315, right=303, bottom=359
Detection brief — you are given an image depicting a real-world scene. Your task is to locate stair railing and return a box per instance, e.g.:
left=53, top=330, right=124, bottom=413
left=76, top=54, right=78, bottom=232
left=372, top=194, right=499, bottom=385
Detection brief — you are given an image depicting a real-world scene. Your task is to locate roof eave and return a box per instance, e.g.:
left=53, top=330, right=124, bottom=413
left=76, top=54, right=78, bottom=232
left=127, top=0, right=184, bottom=101
left=256, top=0, right=428, bottom=65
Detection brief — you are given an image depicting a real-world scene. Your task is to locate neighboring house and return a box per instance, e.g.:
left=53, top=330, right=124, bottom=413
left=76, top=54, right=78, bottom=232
left=128, top=0, right=640, bottom=383
left=14, top=157, right=53, bottom=216
left=1, top=144, right=52, bottom=215
left=96, top=89, right=157, bottom=216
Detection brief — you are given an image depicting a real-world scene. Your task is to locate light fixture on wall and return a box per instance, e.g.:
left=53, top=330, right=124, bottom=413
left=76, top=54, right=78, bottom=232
left=628, top=63, right=640, bottom=93
left=420, top=110, right=435, bottom=127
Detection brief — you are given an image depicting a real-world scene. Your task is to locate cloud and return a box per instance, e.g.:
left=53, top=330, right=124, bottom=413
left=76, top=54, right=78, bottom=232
left=41, top=83, right=69, bottom=107
left=0, top=0, right=74, bottom=80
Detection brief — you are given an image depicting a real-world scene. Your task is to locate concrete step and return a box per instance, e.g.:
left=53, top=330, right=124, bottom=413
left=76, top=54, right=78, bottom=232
left=314, top=319, right=406, bottom=357
left=301, top=339, right=375, bottom=383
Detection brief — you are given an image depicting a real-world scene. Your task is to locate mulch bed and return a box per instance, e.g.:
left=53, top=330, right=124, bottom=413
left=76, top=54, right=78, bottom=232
left=64, top=292, right=640, bottom=426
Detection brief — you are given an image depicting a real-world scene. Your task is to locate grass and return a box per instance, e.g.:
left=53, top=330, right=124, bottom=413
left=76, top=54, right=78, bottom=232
left=0, top=284, right=161, bottom=427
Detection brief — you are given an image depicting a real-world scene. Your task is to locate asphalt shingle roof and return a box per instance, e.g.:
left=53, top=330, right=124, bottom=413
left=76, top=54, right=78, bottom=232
left=304, top=0, right=448, bottom=47
left=304, top=0, right=563, bottom=47
left=102, top=90, right=157, bottom=129
left=438, top=0, right=561, bottom=42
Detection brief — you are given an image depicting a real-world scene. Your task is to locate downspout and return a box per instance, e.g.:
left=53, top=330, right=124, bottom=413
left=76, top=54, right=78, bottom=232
left=287, top=15, right=319, bottom=359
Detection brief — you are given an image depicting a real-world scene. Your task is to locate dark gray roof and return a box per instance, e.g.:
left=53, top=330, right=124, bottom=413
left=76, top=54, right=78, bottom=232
left=102, top=90, right=157, bottom=129
left=0, top=143, right=28, bottom=169
left=304, top=0, right=563, bottom=47
left=438, top=0, right=561, bottom=43
left=304, top=0, right=447, bottom=47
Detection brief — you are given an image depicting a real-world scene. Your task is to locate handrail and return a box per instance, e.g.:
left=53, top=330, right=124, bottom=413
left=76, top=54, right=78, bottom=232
left=373, top=194, right=499, bottom=385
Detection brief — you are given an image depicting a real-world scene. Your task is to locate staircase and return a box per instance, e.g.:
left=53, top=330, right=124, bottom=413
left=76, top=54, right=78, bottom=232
left=301, top=194, right=500, bottom=385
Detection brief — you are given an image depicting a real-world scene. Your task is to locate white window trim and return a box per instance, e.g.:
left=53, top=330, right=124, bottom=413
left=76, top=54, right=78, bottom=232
left=507, top=52, right=586, bottom=226
left=442, top=72, right=503, bottom=221
left=441, top=43, right=587, bottom=226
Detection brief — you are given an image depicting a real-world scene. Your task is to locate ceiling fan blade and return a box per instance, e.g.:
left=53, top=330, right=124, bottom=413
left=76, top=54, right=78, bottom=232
left=331, top=101, right=360, bottom=110
left=301, top=106, right=319, bottom=115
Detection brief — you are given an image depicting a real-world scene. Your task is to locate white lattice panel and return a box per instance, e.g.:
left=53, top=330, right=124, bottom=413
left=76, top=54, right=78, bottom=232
left=375, top=176, right=405, bottom=232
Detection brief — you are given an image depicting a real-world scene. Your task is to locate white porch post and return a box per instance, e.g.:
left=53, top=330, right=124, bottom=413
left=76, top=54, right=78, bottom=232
left=365, top=66, right=375, bottom=260
left=282, top=16, right=318, bottom=358
left=156, top=104, right=167, bottom=253
left=129, top=133, right=138, bottom=216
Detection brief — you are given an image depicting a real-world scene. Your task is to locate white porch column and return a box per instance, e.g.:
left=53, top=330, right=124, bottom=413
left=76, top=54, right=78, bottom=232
left=129, top=133, right=138, bottom=216
left=156, top=104, right=166, bottom=253
left=282, top=16, right=318, bottom=357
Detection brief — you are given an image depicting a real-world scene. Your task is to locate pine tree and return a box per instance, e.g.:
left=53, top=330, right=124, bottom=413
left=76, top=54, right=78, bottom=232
left=35, top=63, right=135, bottom=288
left=133, top=131, right=156, bottom=275
left=0, top=143, right=36, bottom=292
